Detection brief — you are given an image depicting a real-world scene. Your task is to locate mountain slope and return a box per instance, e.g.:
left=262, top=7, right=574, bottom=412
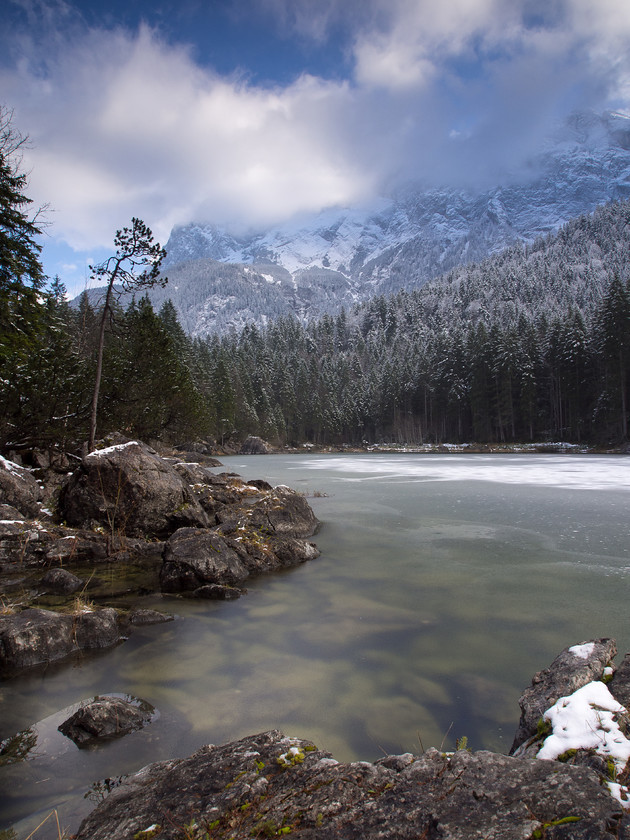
left=76, top=110, right=630, bottom=336
left=157, top=110, right=630, bottom=335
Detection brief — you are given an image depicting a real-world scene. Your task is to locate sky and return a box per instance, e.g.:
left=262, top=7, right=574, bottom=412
left=2, top=0, right=630, bottom=296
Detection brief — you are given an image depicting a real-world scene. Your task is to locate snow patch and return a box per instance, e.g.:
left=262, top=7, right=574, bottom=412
left=0, top=455, right=26, bottom=477
left=87, top=441, right=140, bottom=458
left=537, top=681, right=630, bottom=802
left=569, top=642, right=596, bottom=659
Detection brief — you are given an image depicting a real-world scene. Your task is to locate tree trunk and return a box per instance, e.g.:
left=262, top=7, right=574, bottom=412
left=88, top=275, right=117, bottom=452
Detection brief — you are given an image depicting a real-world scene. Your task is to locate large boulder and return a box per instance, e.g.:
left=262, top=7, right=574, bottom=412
left=59, top=441, right=209, bottom=538
left=510, top=638, right=618, bottom=753
left=74, top=729, right=626, bottom=840
left=240, top=436, right=272, bottom=454
left=58, top=695, right=155, bottom=747
left=0, top=607, right=122, bottom=676
left=216, top=485, right=320, bottom=539
left=160, top=528, right=250, bottom=592
left=0, top=456, right=43, bottom=518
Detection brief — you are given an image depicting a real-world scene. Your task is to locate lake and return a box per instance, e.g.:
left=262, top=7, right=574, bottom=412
left=1, top=453, right=629, bottom=838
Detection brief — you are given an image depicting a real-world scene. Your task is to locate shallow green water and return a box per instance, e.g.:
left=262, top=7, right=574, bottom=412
left=1, top=453, right=629, bottom=838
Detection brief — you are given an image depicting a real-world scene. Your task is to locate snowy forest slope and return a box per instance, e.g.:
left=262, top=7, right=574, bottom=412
left=154, top=110, right=630, bottom=336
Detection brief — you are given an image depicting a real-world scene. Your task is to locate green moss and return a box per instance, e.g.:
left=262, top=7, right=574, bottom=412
left=548, top=816, right=582, bottom=826
left=556, top=749, right=577, bottom=762
left=536, top=718, right=552, bottom=739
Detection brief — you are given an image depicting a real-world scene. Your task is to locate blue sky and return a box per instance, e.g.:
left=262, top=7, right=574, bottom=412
left=2, top=0, right=630, bottom=296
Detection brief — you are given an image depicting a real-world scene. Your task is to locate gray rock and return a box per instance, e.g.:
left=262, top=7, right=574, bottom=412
left=59, top=441, right=209, bottom=538
left=510, top=638, right=618, bottom=753
left=217, top=484, right=320, bottom=539
left=240, top=436, right=272, bottom=454
left=609, top=652, right=630, bottom=709
left=126, top=609, right=174, bottom=625
left=0, top=504, right=25, bottom=521
left=0, top=456, right=43, bottom=518
left=58, top=695, right=155, bottom=747
left=41, top=568, right=84, bottom=594
left=192, top=584, right=244, bottom=600
left=74, top=729, right=624, bottom=840
left=0, top=607, right=122, bottom=676
left=160, top=528, right=250, bottom=592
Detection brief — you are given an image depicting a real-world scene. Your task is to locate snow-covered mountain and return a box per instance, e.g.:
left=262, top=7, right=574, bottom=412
left=155, top=110, right=630, bottom=336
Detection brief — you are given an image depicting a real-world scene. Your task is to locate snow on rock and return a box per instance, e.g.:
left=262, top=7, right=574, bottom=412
left=569, top=642, right=596, bottom=659
left=86, top=441, right=141, bottom=458
left=537, top=680, right=630, bottom=806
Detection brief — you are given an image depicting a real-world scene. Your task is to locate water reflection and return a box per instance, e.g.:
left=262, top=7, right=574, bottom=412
left=1, top=454, right=629, bottom=838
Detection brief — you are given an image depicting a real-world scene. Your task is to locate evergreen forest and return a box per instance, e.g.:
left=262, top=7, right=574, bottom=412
left=2, top=110, right=630, bottom=454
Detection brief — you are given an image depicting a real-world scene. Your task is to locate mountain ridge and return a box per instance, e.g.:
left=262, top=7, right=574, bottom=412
left=77, top=110, right=630, bottom=336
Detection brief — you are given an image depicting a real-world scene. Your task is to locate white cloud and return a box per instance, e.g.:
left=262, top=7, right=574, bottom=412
left=2, top=0, right=630, bottom=261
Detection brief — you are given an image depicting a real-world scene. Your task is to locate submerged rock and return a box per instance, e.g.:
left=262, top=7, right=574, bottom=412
left=41, top=567, right=84, bottom=594
left=74, top=729, right=625, bottom=840
left=58, top=695, right=155, bottom=747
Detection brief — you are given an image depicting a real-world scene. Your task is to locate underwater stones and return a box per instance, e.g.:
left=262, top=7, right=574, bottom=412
left=510, top=637, right=618, bottom=753
left=126, top=609, right=174, bottom=625
left=59, top=440, right=209, bottom=538
left=41, top=567, right=84, bottom=594
left=58, top=695, right=155, bottom=747
left=0, top=607, right=122, bottom=675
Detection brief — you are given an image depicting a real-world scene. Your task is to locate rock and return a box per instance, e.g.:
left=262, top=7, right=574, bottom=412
left=217, top=485, right=320, bottom=539
left=0, top=504, right=25, bottom=521
left=74, top=729, right=624, bottom=840
left=271, top=538, right=321, bottom=566
left=0, top=455, right=43, bottom=518
left=160, top=528, right=250, bottom=592
left=58, top=695, right=155, bottom=747
left=240, top=436, right=272, bottom=454
left=126, top=609, right=174, bottom=626
left=174, top=441, right=222, bottom=463
left=510, top=638, right=618, bottom=753
left=191, top=584, right=244, bottom=600
left=59, top=441, right=209, bottom=538
left=609, top=653, right=630, bottom=709
left=0, top=607, right=122, bottom=676
left=247, top=478, right=273, bottom=491
left=41, top=568, right=84, bottom=594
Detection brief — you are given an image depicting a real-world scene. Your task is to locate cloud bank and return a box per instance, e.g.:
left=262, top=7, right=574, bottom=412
left=1, top=0, right=630, bottom=256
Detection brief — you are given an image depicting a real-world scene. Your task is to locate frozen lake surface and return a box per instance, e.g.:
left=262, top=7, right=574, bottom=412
left=1, top=453, right=629, bottom=837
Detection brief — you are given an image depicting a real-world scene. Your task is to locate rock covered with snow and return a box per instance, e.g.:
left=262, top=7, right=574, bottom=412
left=510, top=637, right=617, bottom=753
left=59, top=441, right=209, bottom=538
left=0, top=455, right=43, bottom=519
left=73, top=728, right=627, bottom=840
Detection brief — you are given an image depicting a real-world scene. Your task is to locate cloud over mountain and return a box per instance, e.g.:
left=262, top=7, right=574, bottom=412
left=1, top=0, right=630, bottom=264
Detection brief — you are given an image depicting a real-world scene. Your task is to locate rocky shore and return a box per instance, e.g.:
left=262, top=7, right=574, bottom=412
left=3, top=442, right=630, bottom=838
left=72, top=639, right=630, bottom=839
left=0, top=439, right=319, bottom=676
